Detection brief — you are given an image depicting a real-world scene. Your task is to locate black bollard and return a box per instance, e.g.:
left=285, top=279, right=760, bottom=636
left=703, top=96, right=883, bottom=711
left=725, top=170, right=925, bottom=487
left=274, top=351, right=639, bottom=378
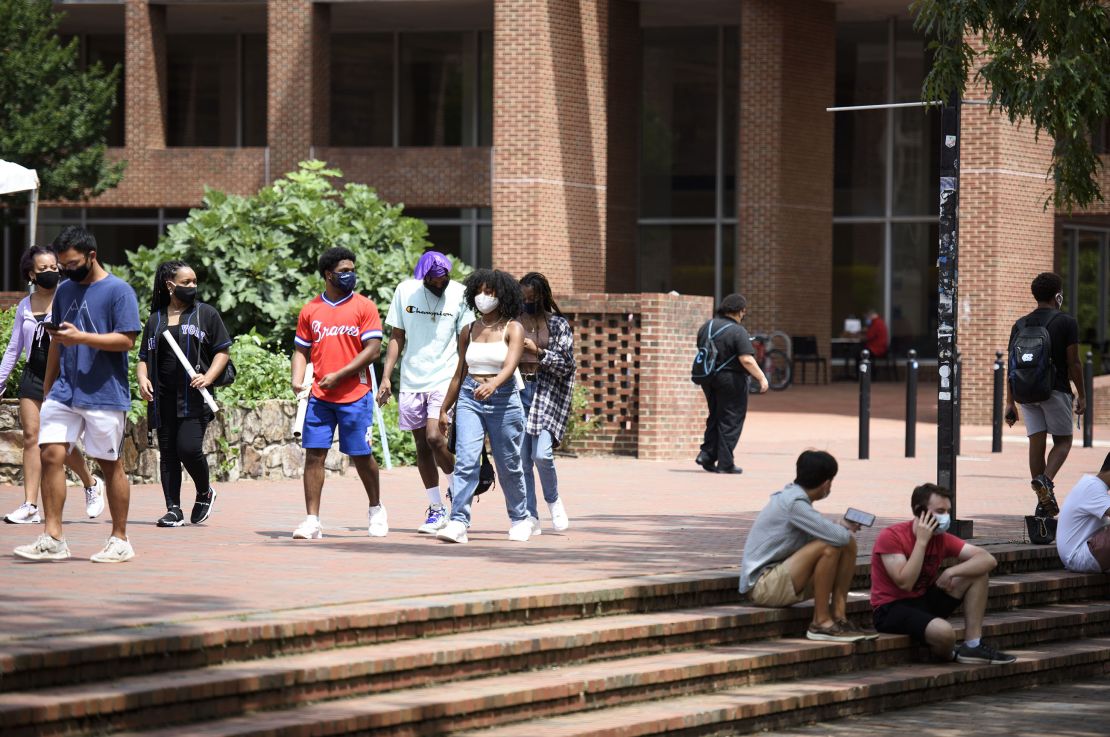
left=859, top=349, right=871, bottom=460
left=992, top=350, right=1004, bottom=453
left=1084, top=351, right=1094, bottom=448
left=905, top=349, right=918, bottom=458
left=954, top=352, right=962, bottom=457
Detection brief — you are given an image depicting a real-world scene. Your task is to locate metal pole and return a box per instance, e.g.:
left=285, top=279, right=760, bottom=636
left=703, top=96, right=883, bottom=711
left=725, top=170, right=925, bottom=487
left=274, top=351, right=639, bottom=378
left=905, top=349, right=918, bottom=458
left=937, top=89, right=969, bottom=537
left=954, top=352, right=962, bottom=457
left=859, top=349, right=871, bottom=460
left=992, top=350, right=1004, bottom=453
left=1084, top=351, right=1095, bottom=448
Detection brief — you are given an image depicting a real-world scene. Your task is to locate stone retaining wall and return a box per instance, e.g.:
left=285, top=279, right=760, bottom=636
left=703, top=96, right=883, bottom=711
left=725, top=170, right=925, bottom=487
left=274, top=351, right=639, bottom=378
left=0, top=400, right=347, bottom=485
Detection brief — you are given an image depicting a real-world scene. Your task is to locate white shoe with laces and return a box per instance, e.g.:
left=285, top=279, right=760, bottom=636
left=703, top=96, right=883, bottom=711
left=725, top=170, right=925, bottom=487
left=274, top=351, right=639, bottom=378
left=548, top=498, right=569, bottom=531
left=90, top=536, right=135, bottom=563
left=508, top=518, right=534, bottom=542
left=436, top=520, right=468, bottom=544
left=85, top=477, right=106, bottom=519
left=292, top=516, right=323, bottom=539
left=368, top=504, right=389, bottom=537
left=14, top=534, right=70, bottom=561
left=5, top=502, right=41, bottom=524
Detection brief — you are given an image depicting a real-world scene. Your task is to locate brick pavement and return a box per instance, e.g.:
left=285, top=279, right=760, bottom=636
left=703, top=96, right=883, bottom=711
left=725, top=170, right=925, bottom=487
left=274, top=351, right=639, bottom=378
left=0, top=403, right=1106, bottom=644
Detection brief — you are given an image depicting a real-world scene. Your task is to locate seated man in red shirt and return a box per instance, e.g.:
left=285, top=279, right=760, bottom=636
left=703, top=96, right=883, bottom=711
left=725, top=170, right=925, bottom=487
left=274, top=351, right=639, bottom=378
left=863, top=309, right=888, bottom=359
left=870, top=483, right=1015, bottom=664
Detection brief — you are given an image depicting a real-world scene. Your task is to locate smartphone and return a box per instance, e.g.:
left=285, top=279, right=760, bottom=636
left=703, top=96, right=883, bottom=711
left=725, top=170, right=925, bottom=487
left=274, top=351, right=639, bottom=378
left=42, top=321, right=61, bottom=331
left=844, top=507, right=876, bottom=527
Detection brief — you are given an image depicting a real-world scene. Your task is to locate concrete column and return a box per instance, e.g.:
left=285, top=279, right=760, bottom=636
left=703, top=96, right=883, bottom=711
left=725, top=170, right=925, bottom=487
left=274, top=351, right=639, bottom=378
left=268, top=0, right=330, bottom=179
left=124, top=0, right=166, bottom=150
left=738, top=0, right=835, bottom=351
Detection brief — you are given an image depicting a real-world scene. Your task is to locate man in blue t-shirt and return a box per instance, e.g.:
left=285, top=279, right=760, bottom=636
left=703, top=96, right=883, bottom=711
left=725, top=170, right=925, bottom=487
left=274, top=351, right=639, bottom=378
left=14, top=227, right=142, bottom=564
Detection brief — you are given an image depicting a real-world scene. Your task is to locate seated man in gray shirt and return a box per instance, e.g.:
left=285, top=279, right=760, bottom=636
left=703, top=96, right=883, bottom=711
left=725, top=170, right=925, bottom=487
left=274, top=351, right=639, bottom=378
left=739, top=450, right=873, bottom=642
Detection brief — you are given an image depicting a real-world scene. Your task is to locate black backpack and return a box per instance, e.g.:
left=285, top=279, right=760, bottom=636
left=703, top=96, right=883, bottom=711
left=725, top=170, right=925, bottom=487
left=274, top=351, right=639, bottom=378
left=691, top=320, right=737, bottom=385
left=1008, top=312, right=1059, bottom=404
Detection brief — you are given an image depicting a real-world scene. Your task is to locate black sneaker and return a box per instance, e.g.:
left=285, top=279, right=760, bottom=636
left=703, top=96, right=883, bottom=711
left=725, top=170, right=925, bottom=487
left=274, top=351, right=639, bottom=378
left=157, top=506, right=185, bottom=528
left=955, top=641, right=1017, bottom=665
left=1031, top=474, right=1059, bottom=517
left=190, top=488, right=217, bottom=525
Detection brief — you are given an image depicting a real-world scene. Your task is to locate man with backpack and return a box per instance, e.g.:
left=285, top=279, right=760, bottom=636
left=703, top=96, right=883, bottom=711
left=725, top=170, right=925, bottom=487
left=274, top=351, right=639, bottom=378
left=692, top=294, right=768, bottom=475
left=1005, top=272, right=1086, bottom=517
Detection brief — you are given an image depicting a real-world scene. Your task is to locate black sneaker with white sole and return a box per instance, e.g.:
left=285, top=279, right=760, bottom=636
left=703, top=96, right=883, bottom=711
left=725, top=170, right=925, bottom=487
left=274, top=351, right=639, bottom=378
left=157, top=506, right=185, bottom=527
left=955, top=641, right=1017, bottom=665
left=190, top=488, right=217, bottom=525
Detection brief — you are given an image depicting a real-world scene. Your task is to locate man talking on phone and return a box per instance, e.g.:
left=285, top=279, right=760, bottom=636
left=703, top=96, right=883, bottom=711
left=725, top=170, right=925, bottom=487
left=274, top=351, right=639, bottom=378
left=739, top=450, right=874, bottom=642
left=870, top=483, right=1016, bottom=664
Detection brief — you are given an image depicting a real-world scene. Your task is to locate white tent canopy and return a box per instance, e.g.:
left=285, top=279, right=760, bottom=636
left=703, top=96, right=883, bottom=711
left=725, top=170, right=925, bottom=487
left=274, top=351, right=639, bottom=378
left=0, top=161, right=40, bottom=285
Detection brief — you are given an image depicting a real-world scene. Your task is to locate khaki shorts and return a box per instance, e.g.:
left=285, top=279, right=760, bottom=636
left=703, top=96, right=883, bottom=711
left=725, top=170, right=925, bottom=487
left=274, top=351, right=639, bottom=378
left=750, top=562, right=815, bottom=607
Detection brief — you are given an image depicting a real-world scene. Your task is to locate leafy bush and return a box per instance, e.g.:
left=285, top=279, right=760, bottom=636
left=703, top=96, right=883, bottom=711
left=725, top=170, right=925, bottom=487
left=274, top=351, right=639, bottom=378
left=561, top=383, right=602, bottom=450
left=0, top=305, right=25, bottom=397
left=119, top=160, right=434, bottom=348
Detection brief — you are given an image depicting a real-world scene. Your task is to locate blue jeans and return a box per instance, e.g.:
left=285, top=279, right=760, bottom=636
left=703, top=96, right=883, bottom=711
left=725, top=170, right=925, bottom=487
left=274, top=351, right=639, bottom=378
left=450, top=376, right=529, bottom=526
left=520, top=381, right=560, bottom=518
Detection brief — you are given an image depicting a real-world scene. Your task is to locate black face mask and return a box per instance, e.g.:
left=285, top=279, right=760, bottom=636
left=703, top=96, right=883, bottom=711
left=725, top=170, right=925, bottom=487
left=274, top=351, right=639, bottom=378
left=34, top=271, right=61, bottom=290
left=523, top=302, right=538, bottom=314
left=173, top=286, right=198, bottom=305
left=424, top=280, right=446, bottom=298
left=62, top=256, right=92, bottom=284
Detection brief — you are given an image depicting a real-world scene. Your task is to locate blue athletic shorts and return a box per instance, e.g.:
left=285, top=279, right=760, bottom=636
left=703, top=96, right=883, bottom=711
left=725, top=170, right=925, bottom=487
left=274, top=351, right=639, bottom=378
left=301, top=393, right=374, bottom=456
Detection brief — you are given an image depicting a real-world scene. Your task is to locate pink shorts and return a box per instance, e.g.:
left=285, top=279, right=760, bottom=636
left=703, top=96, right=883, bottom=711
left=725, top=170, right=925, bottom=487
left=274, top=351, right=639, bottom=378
left=398, top=390, right=448, bottom=431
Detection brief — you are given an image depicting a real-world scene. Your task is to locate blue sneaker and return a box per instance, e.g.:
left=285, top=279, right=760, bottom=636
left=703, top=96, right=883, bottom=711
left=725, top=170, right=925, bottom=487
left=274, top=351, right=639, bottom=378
left=418, top=505, right=449, bottom=534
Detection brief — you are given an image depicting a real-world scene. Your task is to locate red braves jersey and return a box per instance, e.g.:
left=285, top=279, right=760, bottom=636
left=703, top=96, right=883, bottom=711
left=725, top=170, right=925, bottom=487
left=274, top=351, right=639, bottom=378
left=295, top=293, right=383, bottom=403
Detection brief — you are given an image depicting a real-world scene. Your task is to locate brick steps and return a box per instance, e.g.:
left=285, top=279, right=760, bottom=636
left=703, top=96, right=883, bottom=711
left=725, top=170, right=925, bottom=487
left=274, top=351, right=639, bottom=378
left=456, top=637, right=1110, bottom=737
left=84, top=606, right=1110, bottom=737
left=0, top=543, right=1067, bottom=693
left=5, top=598, right=1109, bottom=737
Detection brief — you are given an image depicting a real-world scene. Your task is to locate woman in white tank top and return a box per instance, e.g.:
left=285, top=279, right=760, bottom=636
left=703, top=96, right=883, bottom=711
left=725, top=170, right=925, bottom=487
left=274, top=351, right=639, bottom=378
left=436, top=269, right=533, bottom=543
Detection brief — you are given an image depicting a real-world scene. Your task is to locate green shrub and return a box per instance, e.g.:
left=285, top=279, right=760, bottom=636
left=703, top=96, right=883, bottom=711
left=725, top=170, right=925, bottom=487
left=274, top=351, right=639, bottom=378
left=561, top=383, right=602, bottom=450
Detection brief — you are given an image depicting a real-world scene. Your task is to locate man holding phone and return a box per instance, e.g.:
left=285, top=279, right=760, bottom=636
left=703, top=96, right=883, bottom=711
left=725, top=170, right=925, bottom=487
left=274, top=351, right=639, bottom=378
left=739, top=450, right=874, bottom=642
left=13, top=227, right=142, bottom=563
left=870, top=483, right=1015, bottom=664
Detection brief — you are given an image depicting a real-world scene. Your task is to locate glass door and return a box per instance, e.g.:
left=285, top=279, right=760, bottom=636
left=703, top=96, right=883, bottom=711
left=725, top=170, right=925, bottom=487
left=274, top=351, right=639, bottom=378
left=1062, top=227, right=1110, bottom=374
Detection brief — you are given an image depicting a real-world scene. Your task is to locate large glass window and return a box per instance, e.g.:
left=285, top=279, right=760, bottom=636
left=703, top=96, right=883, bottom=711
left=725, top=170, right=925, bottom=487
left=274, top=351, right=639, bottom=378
left=1060, top=227, right=1110, bottom=373
left=638, top=25, right=738, bottom=299
left=832, top=17, right=939, bottom=356
left=68, top=34, right=126, bottom=147
left=406, top=208, right=492, bottom=268
left=330, top=31, right=492, bottom=147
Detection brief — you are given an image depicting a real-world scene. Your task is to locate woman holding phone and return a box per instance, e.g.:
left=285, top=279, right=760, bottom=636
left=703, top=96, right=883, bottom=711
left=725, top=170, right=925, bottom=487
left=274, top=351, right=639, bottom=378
left=0, top=246, right=103, bottom=524
left=137, top=261, right=232, bottom=527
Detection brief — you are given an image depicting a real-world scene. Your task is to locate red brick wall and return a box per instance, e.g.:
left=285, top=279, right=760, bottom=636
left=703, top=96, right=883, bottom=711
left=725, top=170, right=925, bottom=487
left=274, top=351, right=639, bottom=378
left=319, top=148, right=492, bottom=208
left=959, top=37, right=1056, bottom=424
left=492, top=0, right=610, bottom=292
left=738, top=0, right=834, bottom=359
left=268, top=0, right=326, bottom=180
left=0, top=293, right=24, bottom=311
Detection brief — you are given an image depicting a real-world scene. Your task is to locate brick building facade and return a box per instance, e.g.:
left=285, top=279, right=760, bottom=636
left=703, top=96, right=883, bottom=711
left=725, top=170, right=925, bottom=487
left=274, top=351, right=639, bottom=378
left=3, top=0, right=1109, bottom=457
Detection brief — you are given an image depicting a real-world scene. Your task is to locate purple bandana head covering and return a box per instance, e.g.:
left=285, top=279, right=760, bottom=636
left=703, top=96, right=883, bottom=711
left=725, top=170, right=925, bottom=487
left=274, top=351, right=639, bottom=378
left=414, top=251, right=451, bottom=279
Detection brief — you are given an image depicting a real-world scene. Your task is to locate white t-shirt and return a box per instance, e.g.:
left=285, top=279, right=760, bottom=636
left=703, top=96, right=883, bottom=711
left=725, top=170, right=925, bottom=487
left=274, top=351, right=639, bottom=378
left=384, top=279, right=475, bottom=393
left=1056, top=474, right=1110, bottom=573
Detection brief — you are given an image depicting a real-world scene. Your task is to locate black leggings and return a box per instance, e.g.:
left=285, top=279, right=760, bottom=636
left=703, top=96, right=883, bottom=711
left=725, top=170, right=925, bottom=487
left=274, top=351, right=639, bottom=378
left=158, top=409, right=210, bottom=509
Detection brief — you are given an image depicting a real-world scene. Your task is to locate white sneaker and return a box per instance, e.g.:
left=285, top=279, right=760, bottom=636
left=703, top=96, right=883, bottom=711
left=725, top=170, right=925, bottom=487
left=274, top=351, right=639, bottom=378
left=5, top=502, right=41, bottom=524
left=417, top=505, right=449, bottom=534
left=436, top=519, right=468, bottom=544
left=292, top=516, right=323, bottom=539
left=528, top=515, right=542, bottom=536
left=548, top=498, right=569, bottom=531
left=85, top=477, right=106, bottom=519
left=368, top=504, right=389, bottom=537
left=508, top=518, right=534, bottom=542
left=14, top=534, right=70, bottom=561
left=90, top=536, right=135, bottom=563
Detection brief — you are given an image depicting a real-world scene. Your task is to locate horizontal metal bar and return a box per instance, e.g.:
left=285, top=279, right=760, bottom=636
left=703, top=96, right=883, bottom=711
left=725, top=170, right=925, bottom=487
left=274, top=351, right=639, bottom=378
left=827, top=99, right=991, bottom=112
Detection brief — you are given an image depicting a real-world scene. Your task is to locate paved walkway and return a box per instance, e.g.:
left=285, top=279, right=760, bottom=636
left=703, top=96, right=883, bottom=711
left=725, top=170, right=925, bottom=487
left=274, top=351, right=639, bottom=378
left=0, top=402, right=1107, bottom=643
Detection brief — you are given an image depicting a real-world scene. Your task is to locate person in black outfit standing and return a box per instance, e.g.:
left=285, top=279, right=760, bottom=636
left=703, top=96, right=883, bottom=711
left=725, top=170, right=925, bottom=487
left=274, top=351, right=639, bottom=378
left=137, top=261, right=233, bottom=527
left=1004, top=272, right=1085, bottom=516
left=694, top=294, right=769, bottom=475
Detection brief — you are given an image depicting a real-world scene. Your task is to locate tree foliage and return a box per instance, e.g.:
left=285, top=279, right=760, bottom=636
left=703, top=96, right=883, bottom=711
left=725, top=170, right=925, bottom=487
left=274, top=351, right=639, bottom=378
left=912, top=0, right=1110, bottom=211
left=120, top=160, right=464, bottom=348
left=0, top=0, right=124, bottom=201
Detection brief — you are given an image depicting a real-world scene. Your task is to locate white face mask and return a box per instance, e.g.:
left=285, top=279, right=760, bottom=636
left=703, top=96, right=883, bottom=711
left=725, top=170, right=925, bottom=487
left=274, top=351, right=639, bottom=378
left=475, top=293, right=500, bottom=315
left=933, top=513, right=951, bottom=534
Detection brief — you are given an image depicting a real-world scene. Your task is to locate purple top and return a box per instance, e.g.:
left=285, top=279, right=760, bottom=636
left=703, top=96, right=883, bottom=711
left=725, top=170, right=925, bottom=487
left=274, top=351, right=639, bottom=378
left=0, top=296, right=51, bottom=393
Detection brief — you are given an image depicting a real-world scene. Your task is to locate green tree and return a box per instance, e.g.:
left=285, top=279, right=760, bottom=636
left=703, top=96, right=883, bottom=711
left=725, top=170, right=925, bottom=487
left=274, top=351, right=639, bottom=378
left=0, top=0, right=124, bottom=201
left=120, top=160, right=455, bottom=348
left=912, top=1, right=1110, bottom=211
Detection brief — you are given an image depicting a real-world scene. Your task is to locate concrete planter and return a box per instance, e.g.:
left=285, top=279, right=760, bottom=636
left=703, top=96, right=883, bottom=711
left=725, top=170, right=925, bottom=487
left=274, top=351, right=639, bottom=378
left=0, top=399, right=347, bottom=485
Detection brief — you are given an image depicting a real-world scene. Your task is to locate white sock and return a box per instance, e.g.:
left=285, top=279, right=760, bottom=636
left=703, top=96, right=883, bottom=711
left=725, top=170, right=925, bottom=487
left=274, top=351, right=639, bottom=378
left=307, top=514, right=319, bottom=524
left=964, top=637, right=980, bottom=649
left=426, top=486, right=443, bottom=507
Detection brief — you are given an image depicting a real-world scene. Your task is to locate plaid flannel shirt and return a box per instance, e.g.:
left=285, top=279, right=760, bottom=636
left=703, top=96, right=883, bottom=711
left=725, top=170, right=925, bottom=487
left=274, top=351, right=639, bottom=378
left=526, top=314, right=575, bottom=445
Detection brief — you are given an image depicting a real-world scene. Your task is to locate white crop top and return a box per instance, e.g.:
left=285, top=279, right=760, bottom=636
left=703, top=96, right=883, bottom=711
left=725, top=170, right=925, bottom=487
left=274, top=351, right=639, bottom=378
left=466, top=338, right=509, bottom=375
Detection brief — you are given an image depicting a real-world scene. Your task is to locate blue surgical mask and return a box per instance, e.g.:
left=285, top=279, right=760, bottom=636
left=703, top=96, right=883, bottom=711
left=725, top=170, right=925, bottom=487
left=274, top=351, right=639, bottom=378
left=933, top=513, right=951, bottom=534
left=331, top=272, right=357, bottom=294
